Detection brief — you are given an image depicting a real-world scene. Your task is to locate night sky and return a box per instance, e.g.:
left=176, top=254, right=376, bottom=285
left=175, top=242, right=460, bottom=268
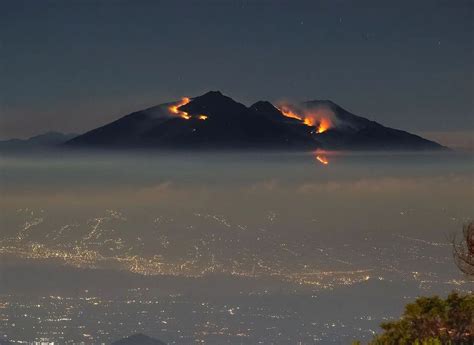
left=1, top=0, right=472, bottom=145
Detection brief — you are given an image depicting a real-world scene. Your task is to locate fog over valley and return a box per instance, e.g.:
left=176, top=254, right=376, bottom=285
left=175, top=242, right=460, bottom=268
left=0, top=151, right=472, bottom=344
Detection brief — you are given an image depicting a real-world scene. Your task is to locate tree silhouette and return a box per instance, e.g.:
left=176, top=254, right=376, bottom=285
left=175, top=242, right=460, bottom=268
left=362, top=293, right=474, bottom=344
left=453, top=222, right=474, bottom=276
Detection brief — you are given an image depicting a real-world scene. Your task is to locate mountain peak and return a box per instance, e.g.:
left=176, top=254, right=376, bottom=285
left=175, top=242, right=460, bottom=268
left=179, top=91, right=247, bottom=117
left=303, top=99, right=337, bottom=109
left=200, top=90, right=224, bottom=97
left=250, top=101, right=278, bottom=112
left=249, top=101, right=287, bottom=121
left=63, top=91, right=445, bottom=151
left=191, top=90, right=230, bottom=102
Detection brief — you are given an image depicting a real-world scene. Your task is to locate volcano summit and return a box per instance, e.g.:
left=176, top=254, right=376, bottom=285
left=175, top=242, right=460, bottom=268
left=66, top=91, right=444, bottom=151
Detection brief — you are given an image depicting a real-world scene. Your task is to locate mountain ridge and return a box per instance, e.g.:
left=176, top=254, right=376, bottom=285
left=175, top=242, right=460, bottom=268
left=9, top=91, right=445, bottom=151
left=66, top=91, right=321, bottom=150
left=0, top=132, right=78, bottom=151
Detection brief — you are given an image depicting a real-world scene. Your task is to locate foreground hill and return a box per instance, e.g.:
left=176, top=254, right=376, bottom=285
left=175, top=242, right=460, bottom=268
left=65, top=91, right=444, bottom=151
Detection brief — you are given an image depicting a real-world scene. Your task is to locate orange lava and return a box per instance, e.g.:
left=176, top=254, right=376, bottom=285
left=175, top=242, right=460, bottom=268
left=279, top=106, right=331, bottom=133
left=316, top=155, right=329, bottom=165
left=169, top=97, right=191, bottom=118
left=169, top=97, right=209, bottom=121
left=316, top=118, right=331, bottom=133
left=279, top=106, right=304, bottom=121
left=303, top=118, right=315, bottom=126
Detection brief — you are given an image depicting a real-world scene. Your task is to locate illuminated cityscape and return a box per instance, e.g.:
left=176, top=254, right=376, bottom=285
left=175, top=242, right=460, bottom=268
left=1, top=0, right=472, bottom=343
left=1, top=200, right=471, bottom=344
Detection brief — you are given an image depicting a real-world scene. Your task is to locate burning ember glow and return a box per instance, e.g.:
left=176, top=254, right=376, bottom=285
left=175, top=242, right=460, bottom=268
left=316, top=118, right=331, bottom=133
left=278, top=106, right=331, bottom=133
left=169, top=97, right=191, bottom=118
left=316, top=155, right=329, bottom=165
left=279, top=106, right=303, bottom=122
left=168, top=97, right=208, bottom=121
left=303, top=118, right=315, bottom=126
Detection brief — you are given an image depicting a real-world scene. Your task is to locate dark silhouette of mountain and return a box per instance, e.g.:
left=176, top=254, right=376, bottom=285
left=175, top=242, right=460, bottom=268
left=111, top=333, right=166, bottom=345
left=0, top=131, right=78, bottom=151
left=65, top=91, right=445, bottom=151
left=67, top=91, right=318, bottom=149
left=303, top=100, right=444, bottom=150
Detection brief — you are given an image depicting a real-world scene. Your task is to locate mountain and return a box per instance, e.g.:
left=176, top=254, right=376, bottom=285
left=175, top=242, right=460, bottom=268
left=111, top=334, right=166, bottom=345
left=0, top=132, right=78, bottom=151
left=301, top=100, right=444, bottom=150
left=66, top=91, right=318, bottom=149
left=65, top=91, right=444, bottom=151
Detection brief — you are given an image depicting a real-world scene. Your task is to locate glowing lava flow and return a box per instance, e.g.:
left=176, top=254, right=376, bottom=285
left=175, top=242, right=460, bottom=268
left=169, top=97, right=191, bottom=119
left=279, top=106, right=303, bottom=122
left=279, top=106, right=331, bottom=133
left=316, top=155, right=329, bottom=165
left=316, top=118, right=331, bottom=133
left=168, top=97, right=207, bottom=120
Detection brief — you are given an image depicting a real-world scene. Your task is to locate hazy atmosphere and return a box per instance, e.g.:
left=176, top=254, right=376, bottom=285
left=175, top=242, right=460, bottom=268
left=1, top=0, right=473, bottom=146
left=0, top=1, right=473, bottom=345
left=1, top=151, right=472, bottom=344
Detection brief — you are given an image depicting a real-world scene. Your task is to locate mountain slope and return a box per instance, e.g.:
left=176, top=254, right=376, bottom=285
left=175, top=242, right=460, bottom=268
left=67, top=91, right=319, bottom=149
left=301, top=100, right=443, bottom=150
left=0, top=132, right=78, bottom=151
left=65, top=91, right=445, bottom=151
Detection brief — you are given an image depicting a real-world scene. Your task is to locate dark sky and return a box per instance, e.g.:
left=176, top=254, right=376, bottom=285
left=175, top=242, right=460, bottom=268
left=1, top=0, right=473, bottom=141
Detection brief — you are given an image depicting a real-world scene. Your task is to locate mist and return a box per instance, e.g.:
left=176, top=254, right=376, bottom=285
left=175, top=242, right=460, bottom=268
left=0, top=150, right=472, bottom=344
